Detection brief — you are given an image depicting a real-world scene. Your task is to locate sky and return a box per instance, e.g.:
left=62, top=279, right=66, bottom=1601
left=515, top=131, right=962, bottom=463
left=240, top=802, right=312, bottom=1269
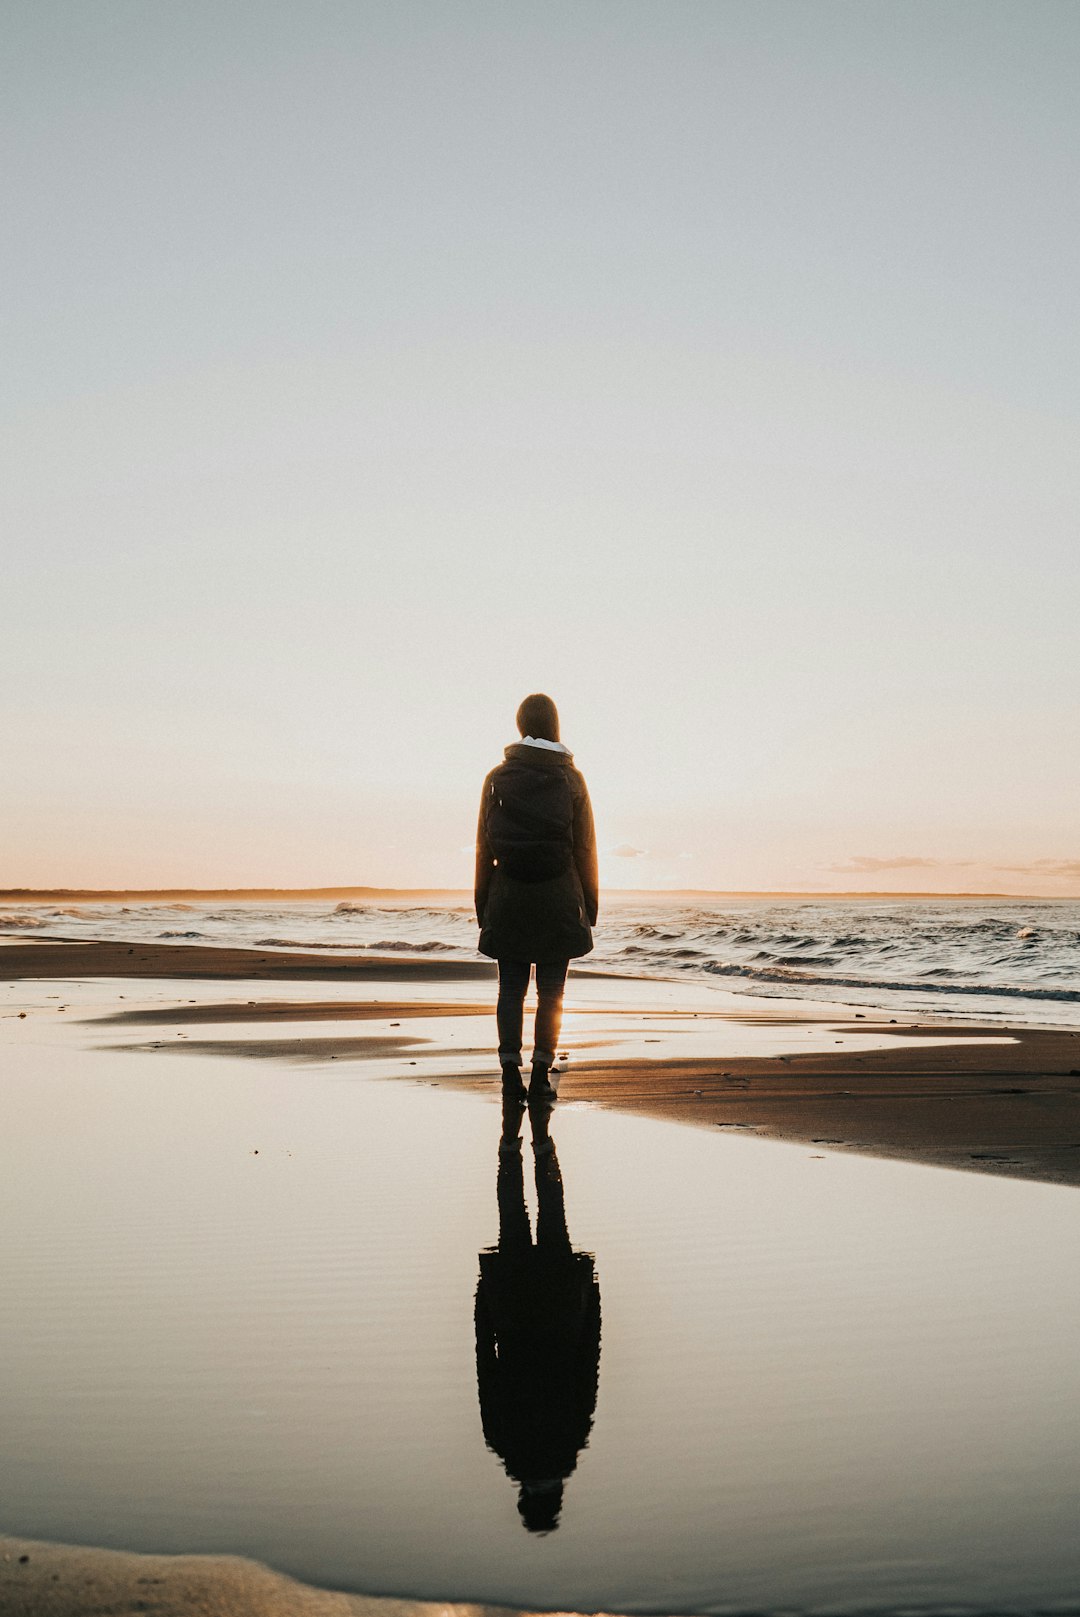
left=4, top=1, right=1079, bottom=894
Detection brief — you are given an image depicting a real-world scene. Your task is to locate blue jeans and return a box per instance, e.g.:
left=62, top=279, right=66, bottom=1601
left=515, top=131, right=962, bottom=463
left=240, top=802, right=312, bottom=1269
left=497, top=958, right=569, bottom=1070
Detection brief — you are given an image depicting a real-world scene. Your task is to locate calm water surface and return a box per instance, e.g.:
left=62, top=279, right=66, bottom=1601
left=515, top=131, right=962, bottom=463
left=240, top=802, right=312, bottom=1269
left=2, top=1023, right=1080, bottom=1614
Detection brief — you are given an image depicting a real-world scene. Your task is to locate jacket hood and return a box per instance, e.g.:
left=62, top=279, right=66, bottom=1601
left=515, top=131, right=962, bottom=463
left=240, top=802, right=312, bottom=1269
left=504, top=742, right=575, bottom=767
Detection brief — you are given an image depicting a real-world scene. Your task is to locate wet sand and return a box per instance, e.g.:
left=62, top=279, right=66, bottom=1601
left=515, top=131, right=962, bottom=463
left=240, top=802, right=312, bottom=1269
left=5, top=937, right=1080, bottom=1187
left=0, top=1533, right=528, bottom=1617
left=91, top=999, right=492, bottom=1024
left=553, top=1025, right=1080, bottom=1185
left=0, top=938, right=497, bottom=982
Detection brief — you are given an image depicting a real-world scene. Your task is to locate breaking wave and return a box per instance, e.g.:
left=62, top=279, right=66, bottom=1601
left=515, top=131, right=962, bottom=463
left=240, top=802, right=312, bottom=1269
left=697, top=957, right=1080, bottom=1005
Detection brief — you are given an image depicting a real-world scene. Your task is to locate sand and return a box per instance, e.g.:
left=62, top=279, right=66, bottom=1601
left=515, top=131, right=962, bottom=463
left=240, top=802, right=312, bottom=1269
left=553, top=1024, right=1080, bottom=1184
left=91, top=999, right=492, bottom=1024
left=0, top=1533, right=534, bottom=1617
left=0, top=939, right=497, bottom=982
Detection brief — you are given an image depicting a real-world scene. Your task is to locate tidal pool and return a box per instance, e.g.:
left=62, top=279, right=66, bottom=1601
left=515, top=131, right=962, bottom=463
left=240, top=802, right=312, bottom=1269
left=2, top=998, right=1079, bottom=1615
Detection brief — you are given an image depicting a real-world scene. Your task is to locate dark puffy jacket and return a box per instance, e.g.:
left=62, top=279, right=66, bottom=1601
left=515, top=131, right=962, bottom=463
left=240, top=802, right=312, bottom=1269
left=475, top=744, right=598, bottom=963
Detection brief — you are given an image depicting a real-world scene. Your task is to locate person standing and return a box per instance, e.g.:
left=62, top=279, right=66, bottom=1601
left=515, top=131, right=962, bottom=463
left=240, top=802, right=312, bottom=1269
left=475, top=694, right=598, bottom=1101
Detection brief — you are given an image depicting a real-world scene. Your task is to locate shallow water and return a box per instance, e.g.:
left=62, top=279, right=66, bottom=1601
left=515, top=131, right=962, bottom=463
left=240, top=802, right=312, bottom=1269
left=2, top=1002, right=1080, bottom=1614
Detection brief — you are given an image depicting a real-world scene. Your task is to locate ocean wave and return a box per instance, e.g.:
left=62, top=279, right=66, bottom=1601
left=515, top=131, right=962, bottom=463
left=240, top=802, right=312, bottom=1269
left=249, top=936, right=459, bottom=954
left=4, top=895, right=1079, bottom=1025
left=699, top=958, right=1080, bottom=1004
left=770, top=953, right=841, bottom=968
left=369, top=906, right=472, bottom=920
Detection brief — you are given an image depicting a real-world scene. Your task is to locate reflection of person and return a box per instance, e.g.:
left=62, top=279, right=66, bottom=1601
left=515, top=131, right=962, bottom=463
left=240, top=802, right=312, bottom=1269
left=474, top=1098, right=602, bottom=1534
left=474, top=693, right=599, bottom=1101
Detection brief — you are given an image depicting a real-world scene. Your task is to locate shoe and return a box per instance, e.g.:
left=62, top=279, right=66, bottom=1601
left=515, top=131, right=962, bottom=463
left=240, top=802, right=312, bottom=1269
left=528, top=1064, right=557, bottom=1102
left=501, top=1063, right=527, bottom=1101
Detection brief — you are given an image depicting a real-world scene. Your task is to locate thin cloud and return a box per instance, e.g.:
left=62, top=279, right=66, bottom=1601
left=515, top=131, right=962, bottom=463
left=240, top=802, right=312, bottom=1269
left=610, top=843, right=648, bottom=859
left=994, top=859, right=1080, bottom=878
left=827, top=855, right=956, bottom=874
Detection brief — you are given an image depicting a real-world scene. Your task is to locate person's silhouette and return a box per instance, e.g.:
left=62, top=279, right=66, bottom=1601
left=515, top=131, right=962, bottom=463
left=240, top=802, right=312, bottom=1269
left=474, top=1097, right=602, bottom=1533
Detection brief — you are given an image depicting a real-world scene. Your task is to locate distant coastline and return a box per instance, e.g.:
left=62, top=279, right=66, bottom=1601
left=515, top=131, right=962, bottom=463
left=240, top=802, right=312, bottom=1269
left=0, top=886, right=1072, bottom=902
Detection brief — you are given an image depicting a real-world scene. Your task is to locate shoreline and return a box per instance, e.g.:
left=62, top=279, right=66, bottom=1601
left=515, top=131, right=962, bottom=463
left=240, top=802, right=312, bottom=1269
left=4, top=938, right=1080, bottom=1188
left=3, top=887, right=1075, bottom=901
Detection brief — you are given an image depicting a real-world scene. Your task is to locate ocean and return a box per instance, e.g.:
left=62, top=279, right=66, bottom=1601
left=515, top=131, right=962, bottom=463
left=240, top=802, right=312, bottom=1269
left=3, top=893, right=1078, bottom=1027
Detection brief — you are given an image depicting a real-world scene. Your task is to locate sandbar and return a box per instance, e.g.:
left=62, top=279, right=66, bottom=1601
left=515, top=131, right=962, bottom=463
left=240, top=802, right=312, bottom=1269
left=0, top=938, right=496, bottom=981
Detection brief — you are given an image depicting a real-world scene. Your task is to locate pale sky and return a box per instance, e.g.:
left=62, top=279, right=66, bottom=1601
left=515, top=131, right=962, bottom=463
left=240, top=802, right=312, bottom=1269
left=4, top=2, right=1078, bottom=894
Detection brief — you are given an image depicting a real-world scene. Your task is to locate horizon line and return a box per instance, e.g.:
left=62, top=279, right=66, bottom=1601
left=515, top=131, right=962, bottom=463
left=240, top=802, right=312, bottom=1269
left=1, top=886, right=1074, bottom=902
